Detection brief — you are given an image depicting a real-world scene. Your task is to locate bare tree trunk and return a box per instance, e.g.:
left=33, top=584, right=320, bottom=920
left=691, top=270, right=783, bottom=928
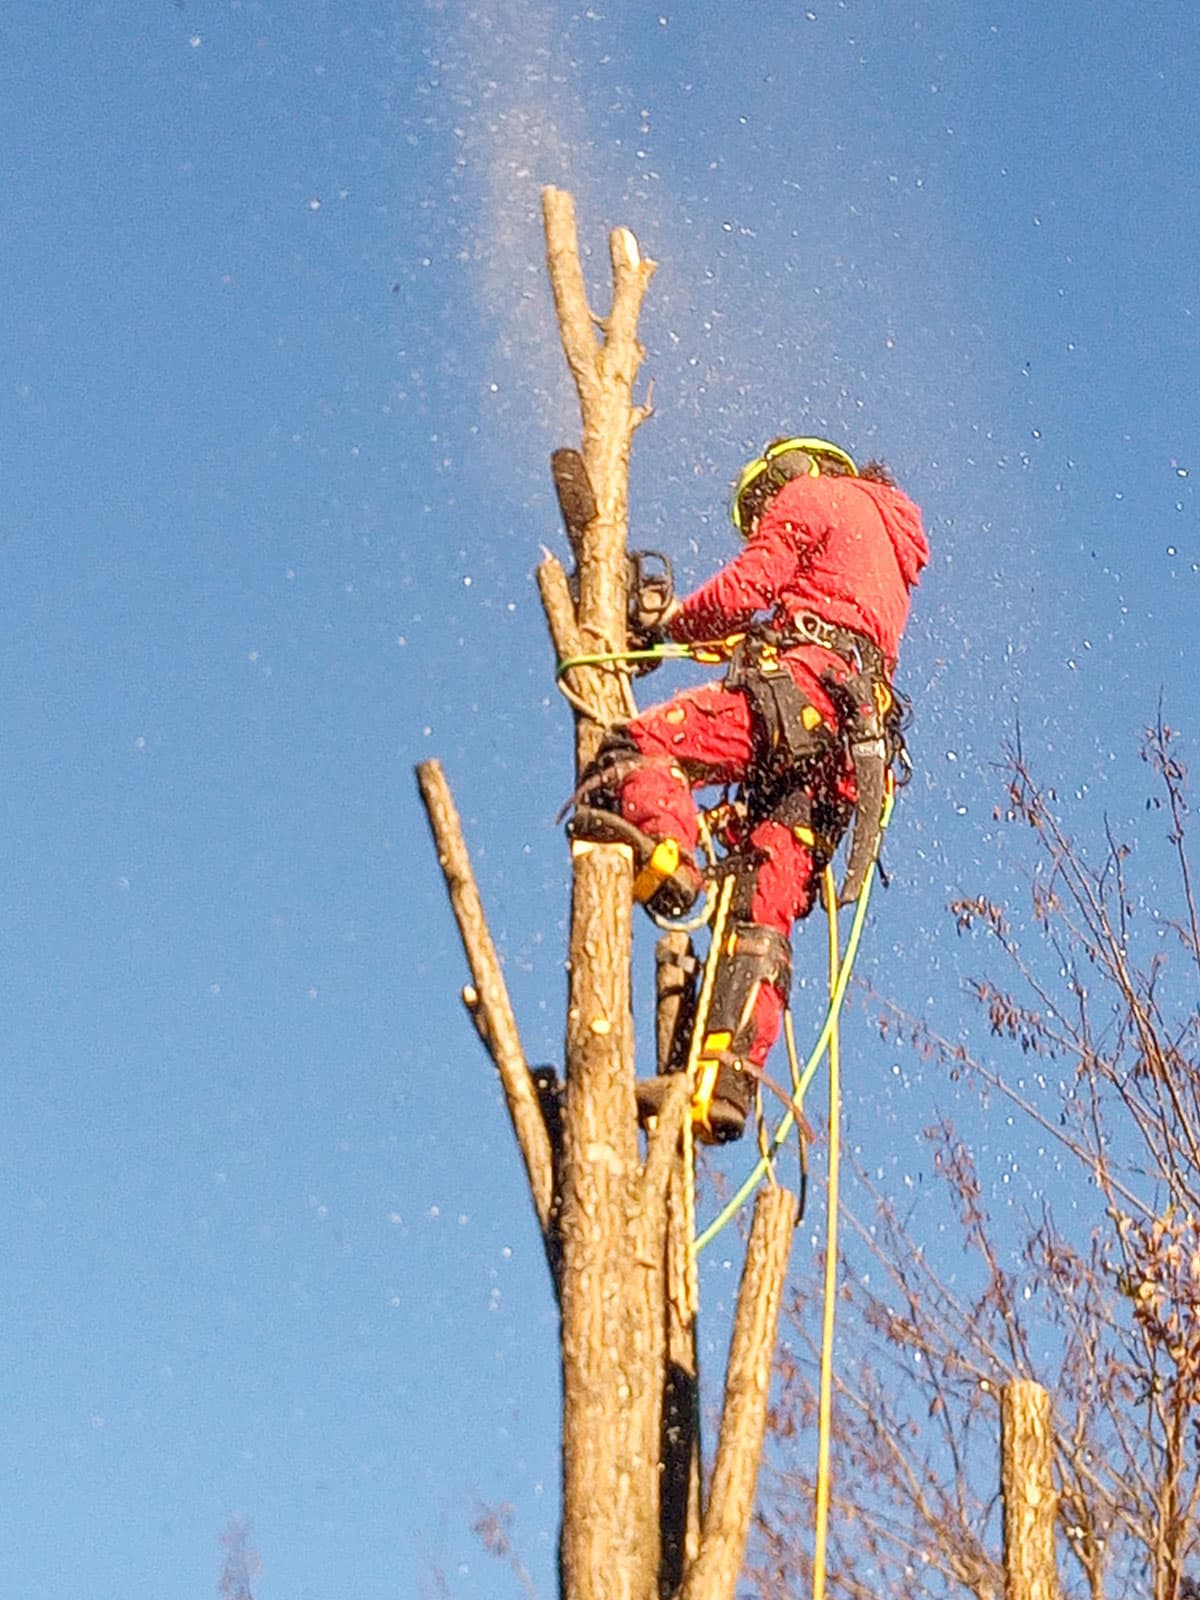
left=421, top=189, right=803, bottom=1600
left=541, top=184, right=671, bottom=1600
left=559, top=846, right=644, bottom=1599
left=1001, top=1380, right=1059, bottom=1600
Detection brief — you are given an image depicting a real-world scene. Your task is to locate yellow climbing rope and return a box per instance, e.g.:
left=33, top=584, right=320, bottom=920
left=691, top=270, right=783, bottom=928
left=812, top=866, right=842, bottom=1600
left=685, top=794, right=896, bottom=1597
left=692, top=786, right=893, bottom=1253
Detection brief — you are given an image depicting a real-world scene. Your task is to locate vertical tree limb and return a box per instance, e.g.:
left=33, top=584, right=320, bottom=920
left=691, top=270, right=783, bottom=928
left=630, top=1075, right=691, bottom=1600
left=542, top=188, right=602, bottom=413
left=416, top=759, right=554, bottom=1240
left=682, top=1186, right=798, bottom=1600
left=654, top=932, right=702, bottom=1594
left=661, top=1155, right=703, bottom=1596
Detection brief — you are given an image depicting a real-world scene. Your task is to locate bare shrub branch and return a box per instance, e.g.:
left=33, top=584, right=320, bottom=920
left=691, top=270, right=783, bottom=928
left=754, top=729, right=1200, bottom=1600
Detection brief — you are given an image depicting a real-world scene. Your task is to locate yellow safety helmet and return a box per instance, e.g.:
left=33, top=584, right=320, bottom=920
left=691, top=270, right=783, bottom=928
left=730, top=436, right=859, bottom=534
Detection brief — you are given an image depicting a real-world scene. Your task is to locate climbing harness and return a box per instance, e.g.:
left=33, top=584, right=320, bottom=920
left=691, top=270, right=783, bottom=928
left=723, top=632, right=835, bottom=775
left=559, top=620, right=908, bottom=909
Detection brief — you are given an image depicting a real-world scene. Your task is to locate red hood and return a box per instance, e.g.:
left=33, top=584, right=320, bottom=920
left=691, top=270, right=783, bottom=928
left=848, top=478, right=929, bottom=586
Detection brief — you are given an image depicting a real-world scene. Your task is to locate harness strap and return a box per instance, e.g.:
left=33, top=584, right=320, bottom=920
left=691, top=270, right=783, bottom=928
left=786, top=611, right=888, bottom=676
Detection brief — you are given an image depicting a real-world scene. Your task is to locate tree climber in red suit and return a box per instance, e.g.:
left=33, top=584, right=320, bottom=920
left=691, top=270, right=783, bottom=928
left=570, top=437, right=930, bottom=1141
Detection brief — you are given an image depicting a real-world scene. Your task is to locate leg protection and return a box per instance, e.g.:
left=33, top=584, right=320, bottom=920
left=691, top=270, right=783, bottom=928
left=706, top=922, right=793, bottom=1055
left=722, top=802, right=822, bottom=931
left=570, top=727, right=702, bottom=919
left=693, top=921, right=792, bottom=1143
left=569, top=720, right=704, bottom=921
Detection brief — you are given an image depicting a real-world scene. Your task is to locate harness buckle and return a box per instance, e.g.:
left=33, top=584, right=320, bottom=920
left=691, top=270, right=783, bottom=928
left=791, top=610, right=840, bottom=652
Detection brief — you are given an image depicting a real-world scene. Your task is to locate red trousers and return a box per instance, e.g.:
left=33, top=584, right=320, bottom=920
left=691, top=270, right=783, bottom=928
left=618, top=681, right=831, bottom=1068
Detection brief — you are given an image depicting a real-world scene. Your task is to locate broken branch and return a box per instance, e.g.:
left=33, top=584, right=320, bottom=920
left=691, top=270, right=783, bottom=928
left=416, top=759, right=554, bottom=1239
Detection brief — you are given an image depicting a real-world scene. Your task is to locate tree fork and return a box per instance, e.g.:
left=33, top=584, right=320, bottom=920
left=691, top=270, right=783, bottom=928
left=543, top=185, right=666, bottom=1600
left=540, top=186, right=652, bottom=770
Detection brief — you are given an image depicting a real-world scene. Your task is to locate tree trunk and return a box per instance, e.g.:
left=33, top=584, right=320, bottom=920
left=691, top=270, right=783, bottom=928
left=420, top=189, right=802, bottom=1600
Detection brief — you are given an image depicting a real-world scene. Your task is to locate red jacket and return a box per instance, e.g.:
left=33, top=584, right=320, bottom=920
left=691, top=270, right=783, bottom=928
left=667, top=474, right=929, bottom=717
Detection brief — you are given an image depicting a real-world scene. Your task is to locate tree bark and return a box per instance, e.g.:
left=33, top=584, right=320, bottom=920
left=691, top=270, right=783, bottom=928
left=540, top=187, right=652, bottom=770
left=559, top=843, right=646, bottom=1600
left=660, top=1150, right=702, bottom=1598
left=1001, top=1380, right=1059, bottom=1600
left=655, top=932, right=701, bottom=1597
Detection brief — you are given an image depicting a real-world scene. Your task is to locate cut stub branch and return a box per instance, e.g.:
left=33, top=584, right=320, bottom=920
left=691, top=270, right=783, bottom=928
left=683, top=1185, right=798, bottom=1600
left=1001, top=1380, right=1059, bottom=1600
left=415, top=759, right=555, bottom=1243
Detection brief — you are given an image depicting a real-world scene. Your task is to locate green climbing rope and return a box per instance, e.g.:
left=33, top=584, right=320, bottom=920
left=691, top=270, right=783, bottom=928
left=694, top=789, right=894, bottom=1253
left=556, top=640, right=737, bottom=679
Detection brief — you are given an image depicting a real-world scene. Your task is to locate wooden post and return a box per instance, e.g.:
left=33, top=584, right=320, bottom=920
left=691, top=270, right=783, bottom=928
left=1000, top=1379, right=1059, bottom=1600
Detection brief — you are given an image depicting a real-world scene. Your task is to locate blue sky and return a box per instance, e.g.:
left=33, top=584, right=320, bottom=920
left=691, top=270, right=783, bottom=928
left=1, top=3, right=1197, bottom=1597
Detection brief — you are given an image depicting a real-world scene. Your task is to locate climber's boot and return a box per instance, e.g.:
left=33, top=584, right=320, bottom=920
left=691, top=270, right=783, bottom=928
left=569, top=807, right=703, bottom=920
